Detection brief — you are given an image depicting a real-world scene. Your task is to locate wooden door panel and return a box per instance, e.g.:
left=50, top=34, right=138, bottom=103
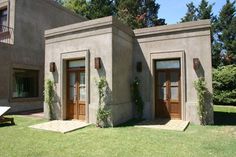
left=156, top=100, right=169, bottom=117
left=67, top=103, right=74, bottom=119
left=66, top=72, right=77, bottom=119
left=66, top=67, right=86, bottom=121
left=79, top=104, right=85, bottom=115
left=155, top=68, right=181, bottom=119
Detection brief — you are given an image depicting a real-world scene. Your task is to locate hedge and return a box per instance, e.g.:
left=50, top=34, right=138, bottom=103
left=213, top=65, right=236, bottom=105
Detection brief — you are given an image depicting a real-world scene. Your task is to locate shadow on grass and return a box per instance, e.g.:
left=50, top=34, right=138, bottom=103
left=214, top=111, right=236, bottom=125
left=0, top=123, right=15, bottom=128
left=116, top=118, right=145, bottom=127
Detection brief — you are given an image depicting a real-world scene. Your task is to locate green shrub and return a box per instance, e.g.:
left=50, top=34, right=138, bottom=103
left=213, top=65, right=236, bottom=105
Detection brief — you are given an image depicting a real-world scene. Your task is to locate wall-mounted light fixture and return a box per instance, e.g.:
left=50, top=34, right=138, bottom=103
left=95, top=57, right=101, bottom=69
left=193, top=58, right=200, bottom=70
left=50, top=62, right=56, bottom=72
left=136, top=62, right=142, bottom=72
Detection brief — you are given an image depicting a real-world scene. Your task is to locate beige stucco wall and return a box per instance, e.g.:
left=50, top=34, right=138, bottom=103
left=133, top=20, right=213, bottom=124
left=111, top=24, right=134, bottom=125
left=0, top=0, right=85, bottom=113
left=44, top=17, right=134, bottom=125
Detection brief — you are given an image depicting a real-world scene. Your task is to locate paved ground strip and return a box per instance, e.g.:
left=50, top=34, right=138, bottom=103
left=135, top=119, right=190, bottom=131
left=30, top=120, right=90, bottom=133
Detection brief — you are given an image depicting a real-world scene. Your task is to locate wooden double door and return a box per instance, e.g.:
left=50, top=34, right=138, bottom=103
left=67, top=68, right=86, bottom=120
left=155, top=69, right=181, bottom=119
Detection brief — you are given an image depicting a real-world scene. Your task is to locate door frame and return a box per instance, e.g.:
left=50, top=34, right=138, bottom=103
left=150, top=50, right=186, bottom=121
left=60, top=50, right=90, bottom=123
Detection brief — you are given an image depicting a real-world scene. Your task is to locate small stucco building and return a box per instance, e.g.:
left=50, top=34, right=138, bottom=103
left=0, top=0, right=85, bottom=113
left=44, top=16, right=214, bottom=125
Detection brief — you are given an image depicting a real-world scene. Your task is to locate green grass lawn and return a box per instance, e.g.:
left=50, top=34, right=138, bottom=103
left=214, top=105, right=236, bottom=113
left=0, top=116, right=235, bottom=157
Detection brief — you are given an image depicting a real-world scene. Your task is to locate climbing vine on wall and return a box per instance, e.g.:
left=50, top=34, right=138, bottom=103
left=44, top=79, right=54, bottom=120
left=131, top=77, right=144, bottom=119
left=194, top=77, right=208, bottom=125
left=95, top=77, right=111, bottom=128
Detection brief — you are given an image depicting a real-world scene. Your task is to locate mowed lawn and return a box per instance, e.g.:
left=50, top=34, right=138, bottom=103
left=0, top=107, right=235, bottom=157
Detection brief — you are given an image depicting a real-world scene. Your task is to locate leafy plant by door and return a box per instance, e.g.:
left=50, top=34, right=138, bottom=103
left=194, top=77, right=208, bottom=125
left=95, top=77, right=111, bottom=128
left=44, top=79, right=54, bottom=120
left=131, top=77, right=144, bottom=119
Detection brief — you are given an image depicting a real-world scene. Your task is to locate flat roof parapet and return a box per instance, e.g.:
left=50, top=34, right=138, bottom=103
left=45, top=16, right=134, bottom=38
left=134, top=20, right=211, bottom=38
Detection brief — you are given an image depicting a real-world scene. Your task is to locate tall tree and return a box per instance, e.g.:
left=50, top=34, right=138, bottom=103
left=214, top=0, right=236, bottom=66
left=181, top=0, right=214, bottom=22
left=64, top=0, right=90, bottom=18
left=116, top=0, right=165, bottom=29
left=197, top=0, right=214, bottom=20
left=181, top=2, right=197, bottom=22
left=181, top=0, right=219, bottom=67
left=116, top=0, right=140, bottom=29
left=63, top=0, right=114, bottom=19
left=88, top=0, right=114, bottom=19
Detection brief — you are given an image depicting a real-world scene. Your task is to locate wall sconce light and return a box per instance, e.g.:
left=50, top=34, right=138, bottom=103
left=193, top=58, right=200, bottom=70
left=136, top=62, right=142, bottom=72
left=95, top=57, right=101, bottom=69
left=50, top=62, right=56, bottom=72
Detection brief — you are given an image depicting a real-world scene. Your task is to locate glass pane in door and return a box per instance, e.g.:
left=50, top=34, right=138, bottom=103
left=159, top=86, right=166, bottom=100
left=170, top=87, right=178, bottom=100
left=158, top=72, right=166, bottom=86
left=79, top=72, right=86, bottom=101
left=156, top=60, right=180, bottom=69
left=170, top=71, right=179, bottom=100
left=170, top=72, right=179, bottom=86
left=69, top=73, right=76, bottom=100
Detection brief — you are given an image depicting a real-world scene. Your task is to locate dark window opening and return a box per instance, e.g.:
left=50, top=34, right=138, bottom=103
left=0, top=8, right=8, bottom=32
left=12, top=69, right=39, bottom=98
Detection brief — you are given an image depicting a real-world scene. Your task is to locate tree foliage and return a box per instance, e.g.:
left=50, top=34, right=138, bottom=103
left=181, top=0, right=214, bottom=22
left=213, top=0, right=236, bottom=66
left=87, top=0, right=114, bottom=19
left=181, top=2, right=197, bottom=22
left=181, top=0, right=236, bottom=67
left=116, top=0, right=165, bottom=29
left=62, top=0, right=165, bottom=29
left=197, top=0, right=214, bottom=20
left=213, top=65, right=236, bottom=105
left=63, top=0, right=114, bottom=19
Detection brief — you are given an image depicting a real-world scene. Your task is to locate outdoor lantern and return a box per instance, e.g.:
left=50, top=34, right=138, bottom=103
left=95, top=57, right=101, bottom=69
left=193, top=58, right=200, bottom=70
left=50, top=62, right=56, bottom=72
left=136, top=62, right=142, bottom=72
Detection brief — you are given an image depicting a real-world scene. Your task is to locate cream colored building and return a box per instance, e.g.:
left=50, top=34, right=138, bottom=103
left=45, top=16, right=213, bottom=125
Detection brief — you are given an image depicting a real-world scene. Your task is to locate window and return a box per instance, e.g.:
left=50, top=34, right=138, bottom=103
left=12, top=69, right=39, bottom=98
left=156, top=60, right=180, bottom=70
left=0, top=8, right=7, bottom=27
left=68, top=60, right=85, bottom=68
